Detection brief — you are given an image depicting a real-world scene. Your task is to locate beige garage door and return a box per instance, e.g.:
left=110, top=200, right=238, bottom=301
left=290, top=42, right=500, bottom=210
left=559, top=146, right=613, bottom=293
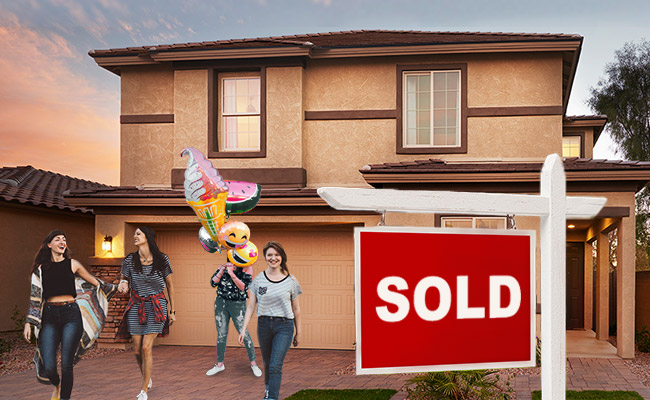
left=156, top=224, right=355, bottom=350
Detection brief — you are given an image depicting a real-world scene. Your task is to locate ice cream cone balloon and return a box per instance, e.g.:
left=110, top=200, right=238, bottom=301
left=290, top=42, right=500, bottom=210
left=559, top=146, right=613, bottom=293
left=182, top=147, right=229, bottom=240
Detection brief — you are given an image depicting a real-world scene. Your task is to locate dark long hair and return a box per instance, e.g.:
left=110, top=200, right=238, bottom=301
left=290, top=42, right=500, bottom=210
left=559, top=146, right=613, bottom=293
left=263, top=241, right=290, bottom=276
left=131, top=226, right=167, bottom=275
left=32, top=230, right=70, bottom=273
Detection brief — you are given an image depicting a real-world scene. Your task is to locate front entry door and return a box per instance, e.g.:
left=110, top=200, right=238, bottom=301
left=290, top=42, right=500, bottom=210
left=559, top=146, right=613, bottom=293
left=566, top=242, right=585, bottom=329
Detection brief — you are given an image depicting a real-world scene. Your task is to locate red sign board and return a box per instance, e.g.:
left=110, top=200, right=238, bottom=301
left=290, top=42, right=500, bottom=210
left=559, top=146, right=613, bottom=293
left=355, top=226, right=535, bottom=374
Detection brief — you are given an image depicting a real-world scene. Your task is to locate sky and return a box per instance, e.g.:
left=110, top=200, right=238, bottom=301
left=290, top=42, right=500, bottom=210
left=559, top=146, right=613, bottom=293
left=0, top=0, right=648, bottom=186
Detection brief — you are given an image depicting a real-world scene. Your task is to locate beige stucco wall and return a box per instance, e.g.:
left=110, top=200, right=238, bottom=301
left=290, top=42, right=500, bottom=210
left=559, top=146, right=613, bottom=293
left=0, top=205, right=94, bottom=331
left=121, top=124, right=175, bottom=186
left=173, top=69, right=208, bottom=167
left=121, top=65, right=174, bottom=115
left=117, top=53, right=564, bottom=187
left=467, top=53, right=561, bottom=107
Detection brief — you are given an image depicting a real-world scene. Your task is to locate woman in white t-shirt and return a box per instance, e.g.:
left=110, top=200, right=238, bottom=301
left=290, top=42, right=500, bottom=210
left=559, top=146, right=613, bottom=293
left=240, top=241, right=302, bottom=400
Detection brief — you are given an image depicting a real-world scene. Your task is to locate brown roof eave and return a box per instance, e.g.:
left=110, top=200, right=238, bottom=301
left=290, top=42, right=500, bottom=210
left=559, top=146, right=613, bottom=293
left=90, top=39, right=582, bottom=68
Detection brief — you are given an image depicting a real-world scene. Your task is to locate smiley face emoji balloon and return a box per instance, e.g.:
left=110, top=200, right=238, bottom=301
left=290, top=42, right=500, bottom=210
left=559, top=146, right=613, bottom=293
left=218, top=221, right=250, bottom=250
left=227, top=241, right=258, bottom=267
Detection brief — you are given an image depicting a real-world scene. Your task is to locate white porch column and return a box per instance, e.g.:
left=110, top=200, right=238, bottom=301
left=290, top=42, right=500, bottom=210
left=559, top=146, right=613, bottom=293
left=617, top=217, right=636, bottom=358
left=595, top=230, right=610, bottom=341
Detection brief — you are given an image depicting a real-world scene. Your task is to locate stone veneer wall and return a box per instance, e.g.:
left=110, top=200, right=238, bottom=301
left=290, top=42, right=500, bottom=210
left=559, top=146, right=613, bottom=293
left=89, top=264, right=130, bottom=345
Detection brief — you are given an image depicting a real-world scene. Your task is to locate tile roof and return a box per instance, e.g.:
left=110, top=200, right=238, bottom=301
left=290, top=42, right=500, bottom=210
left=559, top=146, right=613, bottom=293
left=90, top=29, right=582, bottom=57
left=0, top=166, right=111, bottom=213
left=360, top=158, right=650, bottom=174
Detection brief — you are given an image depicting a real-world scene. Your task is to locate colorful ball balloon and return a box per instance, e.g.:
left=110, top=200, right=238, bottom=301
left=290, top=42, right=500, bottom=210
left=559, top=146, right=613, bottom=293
left=218, top=221, right=250, bottom=250
left=227, top=241, right=258, bottom=267
left=198, top=227, right=221, bottom=253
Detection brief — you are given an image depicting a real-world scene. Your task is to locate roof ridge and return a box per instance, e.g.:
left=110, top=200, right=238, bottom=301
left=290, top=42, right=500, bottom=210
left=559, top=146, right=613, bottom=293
left=0, top=165, right=35, bottom=186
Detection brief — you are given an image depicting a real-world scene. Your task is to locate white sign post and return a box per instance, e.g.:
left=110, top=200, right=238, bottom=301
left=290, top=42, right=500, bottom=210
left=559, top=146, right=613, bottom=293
left=318, top=154, right=606, bottom=400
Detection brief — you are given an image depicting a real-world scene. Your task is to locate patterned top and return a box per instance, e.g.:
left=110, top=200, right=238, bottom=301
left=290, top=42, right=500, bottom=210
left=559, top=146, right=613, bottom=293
left=121, top=253, right=173, bottom=336
left=250, top=272, right=302, bottom=319
left=211, top=267, right=252, bottom=302
left=121, top=253, right=173, bottom=296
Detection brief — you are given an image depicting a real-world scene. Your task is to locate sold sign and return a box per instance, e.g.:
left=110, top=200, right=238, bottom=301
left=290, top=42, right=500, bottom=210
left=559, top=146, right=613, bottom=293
left=355, top=226, right=536, bottom=374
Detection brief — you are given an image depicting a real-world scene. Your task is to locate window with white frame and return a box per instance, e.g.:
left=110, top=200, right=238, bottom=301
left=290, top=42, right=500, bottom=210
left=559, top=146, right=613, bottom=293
left=441, top=217, right=507, bottom=230
left=403, top=70, right=461, bottom=148
left=220, top=75, right=261, bottom=152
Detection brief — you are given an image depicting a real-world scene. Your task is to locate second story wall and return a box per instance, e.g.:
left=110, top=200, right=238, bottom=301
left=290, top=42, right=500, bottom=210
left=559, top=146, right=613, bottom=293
left=118, top=52, right=564, bottom=188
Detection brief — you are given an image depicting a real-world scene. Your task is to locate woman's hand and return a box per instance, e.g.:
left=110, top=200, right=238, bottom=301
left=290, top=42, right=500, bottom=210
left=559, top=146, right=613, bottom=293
left=293, top=332, right=299, bottom=347
left=23, top=323, right=31, bottom=342
left=238, top=331, right=246, bottom=345
left=226, top=264, right=235, bottom=276
left=118, top=280, right=129, bottom=293
left=168, top=312, right=176, bottom=325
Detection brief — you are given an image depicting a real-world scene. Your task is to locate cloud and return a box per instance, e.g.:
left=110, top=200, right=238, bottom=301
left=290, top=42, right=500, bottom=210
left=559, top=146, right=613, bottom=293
left=0, top=21, right=119, bottom=185
left=312, top=0, right=332, bottom=6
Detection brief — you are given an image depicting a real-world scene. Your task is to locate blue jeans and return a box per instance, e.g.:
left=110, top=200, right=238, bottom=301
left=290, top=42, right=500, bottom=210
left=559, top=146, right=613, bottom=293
left=40, top=302, right=83, bottom=400
left=257, top=316, right=294, bottom=400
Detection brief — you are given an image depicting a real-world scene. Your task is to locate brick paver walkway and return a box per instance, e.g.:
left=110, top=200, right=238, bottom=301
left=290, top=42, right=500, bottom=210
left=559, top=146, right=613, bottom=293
left=514, top=358, right=650, bottom=400
left=2, top=348, right=650, bottom=399
left=0, top=346, right=407, bottom=399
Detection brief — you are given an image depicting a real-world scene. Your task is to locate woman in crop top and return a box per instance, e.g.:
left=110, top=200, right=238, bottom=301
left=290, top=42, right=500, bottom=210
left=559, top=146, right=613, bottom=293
left=23, top=230, right=102, bottom=400
left=239, top=241, right=302, bottom=400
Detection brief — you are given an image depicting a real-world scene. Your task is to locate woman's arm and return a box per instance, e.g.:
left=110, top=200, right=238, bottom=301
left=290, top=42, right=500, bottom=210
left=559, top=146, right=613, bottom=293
left=118, top=273, right=129, bottom=293
left=210, top=264, right=228, bottom=287
left=227, top=265, right=247, bottom=292
left=71, top=259, right=99, bottom=286
left=238, top=294, right=257, bottom=345
left=165, top=274, right=176, bottom=324
left=292, top=297, right=301, bottom=347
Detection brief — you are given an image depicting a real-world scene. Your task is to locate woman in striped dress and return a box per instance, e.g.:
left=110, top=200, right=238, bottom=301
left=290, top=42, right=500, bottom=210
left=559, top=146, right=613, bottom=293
left=117, top=227, right=176, bottom=400
left=239, top=241, right=302, bottom=400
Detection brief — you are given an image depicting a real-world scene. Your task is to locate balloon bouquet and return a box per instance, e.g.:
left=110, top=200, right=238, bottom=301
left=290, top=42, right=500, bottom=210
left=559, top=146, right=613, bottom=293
left=181, top=147, right=261, bottom=265
left=181, top=147, right=263, bottom=376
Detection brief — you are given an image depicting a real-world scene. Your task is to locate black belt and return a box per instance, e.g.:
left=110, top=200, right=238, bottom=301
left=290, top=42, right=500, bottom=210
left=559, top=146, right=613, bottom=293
left=45, top=300, right=76, bottom=306
left=259, top=316, right=293, bottom=322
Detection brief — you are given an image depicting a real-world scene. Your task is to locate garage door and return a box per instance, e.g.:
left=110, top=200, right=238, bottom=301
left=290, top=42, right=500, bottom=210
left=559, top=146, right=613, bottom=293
left=156, top=224, right=355, bottom=350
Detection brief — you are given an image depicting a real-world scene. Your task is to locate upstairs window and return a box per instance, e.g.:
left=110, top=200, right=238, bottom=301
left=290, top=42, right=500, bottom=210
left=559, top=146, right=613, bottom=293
left=209, top=68, right=266, bottom=159
left=397, top=64, right=467, bottom=154
left=404, top=71, right=460, bottom=147
left=562, top=135, right=582, bottom=158
left=221, top=75, right=261, bottom=152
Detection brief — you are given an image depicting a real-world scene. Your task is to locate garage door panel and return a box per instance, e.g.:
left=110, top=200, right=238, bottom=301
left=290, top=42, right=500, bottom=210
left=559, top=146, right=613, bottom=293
left=158, top=225, right=355, bottom=349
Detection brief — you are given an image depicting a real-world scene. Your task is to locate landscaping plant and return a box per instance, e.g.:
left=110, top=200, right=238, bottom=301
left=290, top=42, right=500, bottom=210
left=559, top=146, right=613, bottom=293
left=635, top=326, right=650, bottom=352
left=405, top=369, right=512, bottom=400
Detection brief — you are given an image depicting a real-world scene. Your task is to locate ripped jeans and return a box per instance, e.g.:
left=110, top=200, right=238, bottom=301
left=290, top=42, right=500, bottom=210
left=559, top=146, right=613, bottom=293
left=214, top=297, right=256, bottom=363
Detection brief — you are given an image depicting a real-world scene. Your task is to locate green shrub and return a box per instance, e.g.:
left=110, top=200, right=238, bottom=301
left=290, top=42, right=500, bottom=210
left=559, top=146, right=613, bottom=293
left=635, top=326, right=650, bottom=352
left=405, top=369, right=512, bottom=400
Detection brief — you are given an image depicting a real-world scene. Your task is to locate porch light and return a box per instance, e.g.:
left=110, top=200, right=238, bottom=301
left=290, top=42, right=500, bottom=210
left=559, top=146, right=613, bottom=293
left=102, top=235, right=113, bottom=252
left=567, top=224, right=576, bottom=229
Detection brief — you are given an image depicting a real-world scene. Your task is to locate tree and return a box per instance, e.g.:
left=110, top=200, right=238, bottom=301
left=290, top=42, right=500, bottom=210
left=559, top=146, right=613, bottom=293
left=588, top=39, right=650, bottom=270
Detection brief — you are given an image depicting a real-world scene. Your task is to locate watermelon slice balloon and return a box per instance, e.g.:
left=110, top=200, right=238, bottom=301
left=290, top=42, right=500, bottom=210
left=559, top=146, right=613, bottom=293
left=225, top=180, right=262, bottom=215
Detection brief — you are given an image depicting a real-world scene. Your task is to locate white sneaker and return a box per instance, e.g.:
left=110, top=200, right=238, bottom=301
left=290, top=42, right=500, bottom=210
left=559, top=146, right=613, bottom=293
left=136, top=390, right=148, bottom=400
left=147, top=378, right=152, bottom=389
left=206, top=363, right=225, bottom=376
left=251, top=364, right=262, bottom=377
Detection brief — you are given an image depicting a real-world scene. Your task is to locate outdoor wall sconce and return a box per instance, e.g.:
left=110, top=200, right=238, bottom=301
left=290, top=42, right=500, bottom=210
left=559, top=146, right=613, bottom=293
left=102, top=235, right=113, bottom=252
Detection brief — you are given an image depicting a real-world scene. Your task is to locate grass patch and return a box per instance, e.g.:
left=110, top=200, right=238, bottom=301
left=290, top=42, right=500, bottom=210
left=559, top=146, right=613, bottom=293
left=532, top=390, right=643, bottom=399
left=285, top=388, right=397, bottom=399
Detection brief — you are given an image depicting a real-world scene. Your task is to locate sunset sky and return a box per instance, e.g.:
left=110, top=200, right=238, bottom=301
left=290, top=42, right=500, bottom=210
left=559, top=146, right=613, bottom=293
left=0, top=0, right=648, bottom=186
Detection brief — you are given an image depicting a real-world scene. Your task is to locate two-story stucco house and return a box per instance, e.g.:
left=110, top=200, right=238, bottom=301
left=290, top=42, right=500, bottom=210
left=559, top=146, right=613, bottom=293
left=67, top=30, right=650, bottom=358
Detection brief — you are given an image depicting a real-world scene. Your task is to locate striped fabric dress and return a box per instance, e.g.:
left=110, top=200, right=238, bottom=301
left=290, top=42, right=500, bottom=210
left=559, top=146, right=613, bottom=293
left=122, top=253, right=173, bottom=335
